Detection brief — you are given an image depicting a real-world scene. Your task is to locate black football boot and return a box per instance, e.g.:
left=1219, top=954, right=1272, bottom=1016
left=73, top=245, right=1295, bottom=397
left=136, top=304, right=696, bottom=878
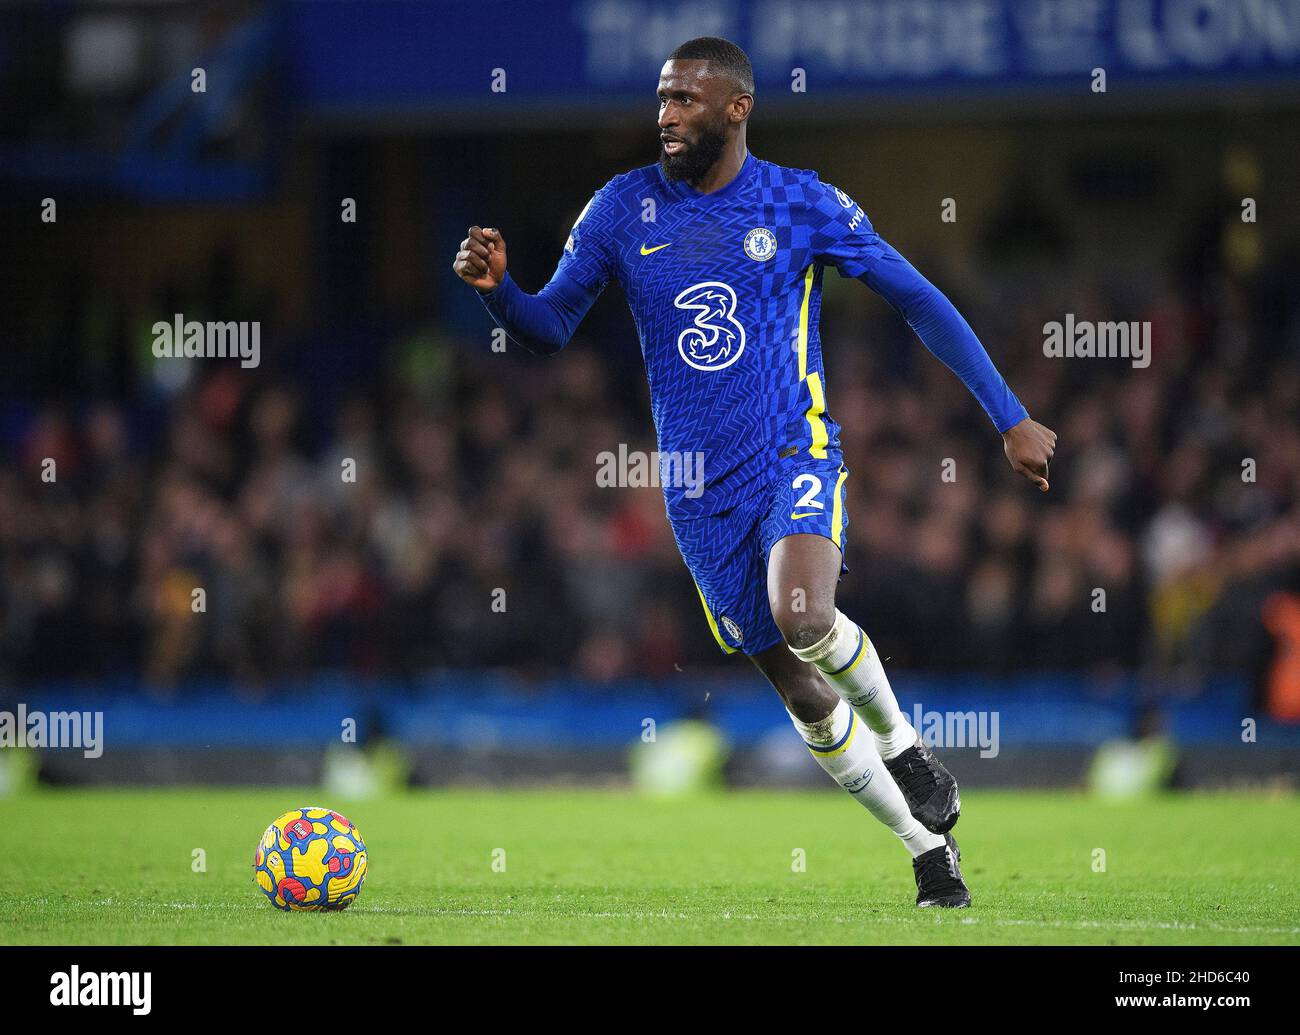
left=913, top=832, right=970, bottom=908
left=884, top=738, right=961, bottom=834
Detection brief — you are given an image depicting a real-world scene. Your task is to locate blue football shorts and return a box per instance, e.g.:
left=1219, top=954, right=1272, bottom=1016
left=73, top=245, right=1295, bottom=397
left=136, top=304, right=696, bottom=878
left=669, top=452, right=850, bottom=656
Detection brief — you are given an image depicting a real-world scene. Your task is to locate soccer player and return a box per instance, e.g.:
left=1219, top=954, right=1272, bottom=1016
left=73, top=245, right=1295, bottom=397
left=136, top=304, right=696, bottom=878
left=454, top=37, right=1056, bottom=908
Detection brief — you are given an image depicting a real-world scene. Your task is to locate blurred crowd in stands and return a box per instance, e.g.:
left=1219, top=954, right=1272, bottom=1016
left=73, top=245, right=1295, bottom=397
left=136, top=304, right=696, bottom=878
left=3, top=238, right=1298, bottom=697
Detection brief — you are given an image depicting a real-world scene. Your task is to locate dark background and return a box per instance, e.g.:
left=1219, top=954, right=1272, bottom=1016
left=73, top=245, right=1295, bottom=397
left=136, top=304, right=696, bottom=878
left=1, top=0, right=1298, bottom=785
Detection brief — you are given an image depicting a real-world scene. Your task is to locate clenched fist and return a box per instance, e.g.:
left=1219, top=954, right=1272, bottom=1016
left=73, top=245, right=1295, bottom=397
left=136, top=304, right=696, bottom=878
left=1002, top=417, right=1057, bottom=492
left=453, top=226, right=507, bottom=293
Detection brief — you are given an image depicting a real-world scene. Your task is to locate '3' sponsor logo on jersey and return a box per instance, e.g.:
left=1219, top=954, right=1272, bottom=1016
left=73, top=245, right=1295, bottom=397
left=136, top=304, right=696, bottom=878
left=673, top=281, right=746, bottom=371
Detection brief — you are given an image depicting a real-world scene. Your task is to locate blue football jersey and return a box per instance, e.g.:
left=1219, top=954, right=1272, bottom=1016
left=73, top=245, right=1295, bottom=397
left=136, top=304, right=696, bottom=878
left=554, top=152, right=876, bottom=519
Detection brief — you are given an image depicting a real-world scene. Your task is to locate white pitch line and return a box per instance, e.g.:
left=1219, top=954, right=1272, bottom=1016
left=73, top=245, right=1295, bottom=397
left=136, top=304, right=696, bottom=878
left=8, top=898, right=1295, bottom=938
left=350, top=905, right=1299, bottom=936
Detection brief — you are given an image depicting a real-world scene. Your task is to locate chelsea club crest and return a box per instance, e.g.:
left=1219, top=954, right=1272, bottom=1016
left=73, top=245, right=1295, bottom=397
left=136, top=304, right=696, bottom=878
left=743, top=227, right=777, bottom=262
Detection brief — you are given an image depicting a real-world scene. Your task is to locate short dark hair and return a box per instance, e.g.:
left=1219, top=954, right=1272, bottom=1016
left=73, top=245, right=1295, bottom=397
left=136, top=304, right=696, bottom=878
left=668, top=36, right=754, bottom=96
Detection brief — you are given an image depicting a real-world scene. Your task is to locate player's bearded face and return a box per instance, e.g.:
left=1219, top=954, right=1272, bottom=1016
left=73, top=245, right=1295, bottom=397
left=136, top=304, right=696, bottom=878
left=659, top=110, right=728, bottom=183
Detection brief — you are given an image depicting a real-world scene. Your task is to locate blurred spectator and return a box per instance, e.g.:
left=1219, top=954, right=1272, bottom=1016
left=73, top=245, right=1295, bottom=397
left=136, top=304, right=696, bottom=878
left=2, top=245, right=1297, bottom=694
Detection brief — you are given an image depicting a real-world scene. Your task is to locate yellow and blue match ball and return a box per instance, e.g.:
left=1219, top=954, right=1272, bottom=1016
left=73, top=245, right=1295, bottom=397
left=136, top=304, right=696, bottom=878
left=252, top=806, right=368, bottom=911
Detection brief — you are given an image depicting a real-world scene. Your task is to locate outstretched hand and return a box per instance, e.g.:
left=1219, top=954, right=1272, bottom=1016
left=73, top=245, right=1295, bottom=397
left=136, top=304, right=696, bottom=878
left=1002, top=418, right=1057, bottom=492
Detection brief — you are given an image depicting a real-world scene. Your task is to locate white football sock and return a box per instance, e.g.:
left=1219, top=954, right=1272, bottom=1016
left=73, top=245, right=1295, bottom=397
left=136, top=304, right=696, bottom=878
left=788, top=699, right=943, bottom=857
left=790, top=610, right=916, bottom=761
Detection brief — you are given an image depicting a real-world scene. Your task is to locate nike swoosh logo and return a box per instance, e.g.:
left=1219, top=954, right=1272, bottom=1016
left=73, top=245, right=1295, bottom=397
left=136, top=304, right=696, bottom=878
left=791, top=512, right=820, bottom=520
left=639, top=242, right=672, bottom=255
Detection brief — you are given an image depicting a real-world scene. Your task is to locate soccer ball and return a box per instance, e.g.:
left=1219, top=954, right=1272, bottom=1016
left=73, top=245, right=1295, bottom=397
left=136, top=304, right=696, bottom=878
left=253, top=806, right=368, bottom=911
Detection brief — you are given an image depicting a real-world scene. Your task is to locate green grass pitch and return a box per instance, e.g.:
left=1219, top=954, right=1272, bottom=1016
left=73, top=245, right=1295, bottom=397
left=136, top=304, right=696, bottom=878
left=3, top=788, right=1297, bottom=945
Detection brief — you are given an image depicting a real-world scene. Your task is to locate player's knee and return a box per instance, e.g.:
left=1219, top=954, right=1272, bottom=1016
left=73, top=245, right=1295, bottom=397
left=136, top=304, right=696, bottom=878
left=772, top=605, right=835, bottom=650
